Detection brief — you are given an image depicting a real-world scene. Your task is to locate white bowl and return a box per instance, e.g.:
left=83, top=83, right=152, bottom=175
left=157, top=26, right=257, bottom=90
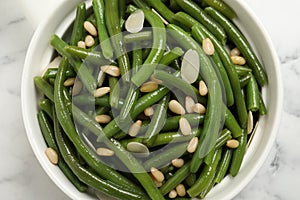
left=21, top=0, right=283, bottom=199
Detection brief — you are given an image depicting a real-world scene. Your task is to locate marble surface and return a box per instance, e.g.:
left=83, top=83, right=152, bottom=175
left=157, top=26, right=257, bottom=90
left=1, top=0, right=299, bottom=199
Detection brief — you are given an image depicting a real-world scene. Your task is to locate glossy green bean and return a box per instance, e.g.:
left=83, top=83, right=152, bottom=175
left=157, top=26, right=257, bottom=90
left=174, top=0, right=227, bottom=45
left=229, top=128, right=247, bottom=176
left=92, top=0, right=114, bottom=59
left=146, top=0, right=175, bottom=23
left=191, top=24, right=248, bottom=128
left=131, top=8, right=166, bottom=87
left=38, top=99, right=53, bottom=120
left=34, top=76, right=54, bottom=101
left=214, top=147, right=233, bottom=183
left=203, top=0, right=236, bottom=19
left=43, top=67, right=75, bottom=80
left=246, top=73, right=260, bottom=111
left=70, top=2, right=86, bottom=45
left=205, top=7, right=268, bottom=87
left=187, top=148, right=222, bottom=197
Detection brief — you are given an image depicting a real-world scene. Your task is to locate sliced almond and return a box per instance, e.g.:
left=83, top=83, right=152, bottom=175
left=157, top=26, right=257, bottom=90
left=77, top=41, right=86, bottom=49
left=85, top=35, right=95, bottom=47
left=100, top=65, right=121, bottom=77
left=179, top=117, right=192, bottom=136
left=187, top=137, right=198, bottom=153
left=128, top=120, right=142, bottom=137
left=125, top=9, right=145, bottom=33
left=72, top=80, right=83, bottom=96
left=202, top=38, right=215, bottom=55
left=45, top=147, right=58, bottom=165
left=144, top=106, right=154, bottom=117
left=181, top=49, right=200, bottom=84
left=230, top=47, right=240, bottom=56
left=199, top=80, right=208, bottom=96
left=127, top=142, right=150, bottom=155
left=247, top=111, right=253, bottom=134
left=169, top=100, right=186, bottom=115
left=96, top=147, right=114, bottom=157
left=97, top=70, right=106, bottom=87
left=150, top=167, right=165, bottom=183
left=150, top=74, right=163, bottom=84
left=63, top=77, right=75, bottom=87
left=185, top=96, right=195, bottom=113
left=94, top=87, right=110, bottom=97
left=192, top=103, right=206, bottom=114
left=172, top=158, right=185, bottom=168
left=84, top=21, right=98, bottom=36
left=140, top=81, right=158, bottom=92
left=176, top=184, right=186, bottom=197
left=226, top=139, right=240, bottom=149
left=95, top=114, right=111, bottom=124
left=231, top=55, right=246, bottom=65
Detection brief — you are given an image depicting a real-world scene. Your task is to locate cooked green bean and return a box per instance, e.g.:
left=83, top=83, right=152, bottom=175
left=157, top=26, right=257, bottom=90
left=92, top=0, right=114, bottom=59
left=239, top=72, right=252, bottom=88
left=146, top=0, right=175, bottom=23
left=34, top=76, right=54, bottom=101
left=205, top=7, right=268, bottom=87
left=70, top=2, right=86, bottom=45
left=246, top=73, right=260, bottom=111
left=203, top=0, right=236, bottom=19
left=43, top=67, right=75, bottom=80
left=123, top=31, right=153, bottom=43
left=174, top=0, right=227, bottom=45
left=38, top=99, right=53, bottom=120
left=214, top=147, right=233, bottom=183
left=105, top=0, right=131, bottom=82
left=131, top=9, right=167, bottom=87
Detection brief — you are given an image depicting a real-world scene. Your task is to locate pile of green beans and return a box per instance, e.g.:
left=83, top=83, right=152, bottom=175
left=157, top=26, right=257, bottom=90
left=34, top=0, right=268, bottom=199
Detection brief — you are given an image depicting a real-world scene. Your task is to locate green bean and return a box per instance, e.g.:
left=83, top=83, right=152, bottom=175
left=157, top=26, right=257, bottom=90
left=246, top=73, right=260, bottom=111
left=146, top=0, right=175, bottom=23
left=229, top=128, right=247, bottom=176
left=132, top=0, right=150, bottom=9
left=214, top=147, right=233, bottom=183
left=54, top=117, right=145, bottom=199
left=205, top=7, right=268, bottom=87
left=121, top=128, right=201, bottom=148
left=34, top=76, right=54, bottom=101
left=38, top=110, right=88, bottom=192
left=170, top=0, right=181, bottom=12
left=259, top=93, right=267, bottom=115
left=174, top=0, right=227, bottom=45
left=108, top=76, right=120, bottom=109
left=54, top=57, right=138, bottom=191
left=191, top=24, right=248, bottom=128
left=105, top=0, right=131, bottom=82
left=144, top=94, right=170, bottom=146
left=235, top=65, right=252, bottom=76
left=50, top=35, right=97, bottom=94
left=92, top=0, right=114, bottom=59
left=198, top=172, right=216, bottom=199
left=187, top=148, right=222, bottom=197
left=72, top=94, right=109, bottom=107
left=224, top=108, right=242, bottom=138
left=153, top=69, right=198, bottom=99
left=119, top=46, right=142, bottom=121
left=203, top=0, right=236, bottom=19
left=167, top=24, right=224, bottom=173
left=64, top=46, right=111, bottom=66
left=70, top=2, right=86, bottom=45
left=102, top=86, right=169, bottom=138
left=181, top=14, right=233, bottom=106
left=159, top=161, right=192, bottom=195
left=215, top=128, right=232, bottom=149
left=108, top=139, right=163, bottom=200
left=123, top=31, right=153, bottom=43
left=43, top=67, right=75, bottom=80
left=143, top=142, right=188, bottom=170
left=131, top=9, right=166, bottom=87
left=239, top=72, right=252, bottom=88
left=38, top=99, right=53, bottom=120
left=158, top=47, right=184, bottom=68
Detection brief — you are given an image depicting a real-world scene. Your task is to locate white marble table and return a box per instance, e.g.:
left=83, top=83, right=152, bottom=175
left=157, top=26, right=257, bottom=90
left=1, top=0, right=299, bottom=199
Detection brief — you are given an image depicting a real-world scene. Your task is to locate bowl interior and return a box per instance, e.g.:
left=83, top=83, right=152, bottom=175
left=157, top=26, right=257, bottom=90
left=21, top=0, right=282, bottom=199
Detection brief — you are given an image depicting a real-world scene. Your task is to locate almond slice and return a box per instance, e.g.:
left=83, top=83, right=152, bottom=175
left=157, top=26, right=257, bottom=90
left=181, top=49, right=199, bottom=84
left=125, top=10, right=145, bottom=33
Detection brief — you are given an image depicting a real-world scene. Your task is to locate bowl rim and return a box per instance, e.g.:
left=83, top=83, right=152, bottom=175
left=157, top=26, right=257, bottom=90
left=21, top=0, right=283, bottom=199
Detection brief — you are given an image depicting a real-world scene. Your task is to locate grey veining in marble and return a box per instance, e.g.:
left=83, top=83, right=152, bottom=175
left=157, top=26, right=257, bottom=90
left=1, top=0, right=300, bottom=199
